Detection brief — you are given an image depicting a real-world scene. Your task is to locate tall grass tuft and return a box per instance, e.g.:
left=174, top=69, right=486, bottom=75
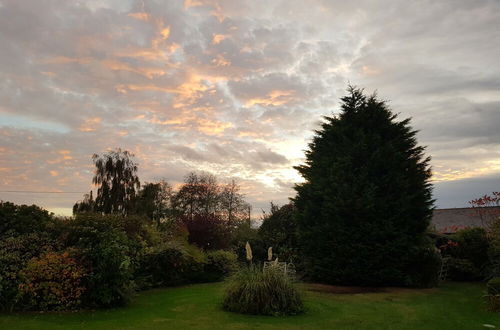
left=222, top=265, right=304, bottom=316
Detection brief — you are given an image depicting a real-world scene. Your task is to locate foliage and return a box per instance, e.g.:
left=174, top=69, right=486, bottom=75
left=486, top=277, right=500, bottom=312
left=18, top=250, right=87, bottom=310
left=231, top=221, right=266, bottom=262
left=258, top=203, right=299, bottom=263
left=293, top=87, right=434, bottom=286
left=447, top=258, right=481, bottom=281
left=63, top=214, right=136, bottom=307
left=222, top=265, right=304, bottom=316
left=203, top=250, right=238, bottom=282
left=489, top=217, right=500, bottom=273
left=487, top=277, right=500, bottom=295
left=0, top=201, right=54, bottom=238
left=0, top=232, right=55, bottom=311
left=174, top=172, right=250, bottom=223
left=134, top=181, right=174, bottom=225
left=182, top=213, right=233, bottom=250
left=437, top=227, right=489, bottom=281
left=469, top=192, right=500, bottom=227
left=408, top=245, right=442, bottom=288
left=74, top=148, right=140, bottom=215
left=135, top=241, right=206, bottom=288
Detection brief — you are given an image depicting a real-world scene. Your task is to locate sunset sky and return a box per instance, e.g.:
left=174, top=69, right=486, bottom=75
left=1, top=0, right=499, bottom=216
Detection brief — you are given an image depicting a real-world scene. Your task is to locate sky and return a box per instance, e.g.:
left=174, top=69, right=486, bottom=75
left=0, top=0, right=499, bottom=216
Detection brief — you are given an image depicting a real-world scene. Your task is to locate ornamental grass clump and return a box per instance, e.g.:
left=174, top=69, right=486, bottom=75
left=222, top=265, right=304, bottom=316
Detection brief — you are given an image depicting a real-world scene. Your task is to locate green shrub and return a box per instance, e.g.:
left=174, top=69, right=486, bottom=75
left=447, top=258, right=481, bottom=281
left=222, top=265, right=304, bottom=316
left=0, top=202, right=54, bottom=238
left=408, top=246, right=442, bottom=288
left=258, top=203, right=299, bottom=263
left=203, top=250, right=238, bottom=282
left=18, top=250, right=87, bottom=310
left=64, top=214, right=136, bottom=307
left=0, top=233, right=55, bottom=311
left=136, top=241, right=206, bottom=288
left=486, top=278, right=500, bottom=312
left=452, top=228, right=489, bottom=273
left=487, top=277, right=500, bottom=295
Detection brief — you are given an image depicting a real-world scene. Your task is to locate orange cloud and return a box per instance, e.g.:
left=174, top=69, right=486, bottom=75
left=245, top=90, right=297, bottom=107
left=50, top=170, right=59, bottom=177
left=184, top=0, right=204, bottom=8
left=212, top=54, right=231, bottom=67
left=79, top=117, right=102, bottom=132
left=128, top=12, right=151, bottom=21
left=212, top=34, right=228, bottom=44
left=361, top=65, right=381, bottom=76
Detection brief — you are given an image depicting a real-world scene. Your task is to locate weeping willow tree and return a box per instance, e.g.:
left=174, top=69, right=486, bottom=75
left=90, top=148, right=140, bottom=215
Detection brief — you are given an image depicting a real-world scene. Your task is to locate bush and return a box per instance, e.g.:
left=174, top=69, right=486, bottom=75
left=487, top=277, right=500, bottom=295
left=18, top=251, right=87, bottom=310
left=222, top=265, right=304, bottom=316
left=258, top=203, right=299, bottom=263
left=0, top=202, right=54, bottom=238
left=452, top=228, right=489, bottom=273
left=64, top=214, right=136, bottom=307
left=203, top=250, right=238, bottom=282
left=408, top=245, right=442, bottom=288
left=447, top=258, right=481, bottom=281
left=0, top=233, right=55, bottom=311
left=182, top=213, right=233, bottom=250
left=231, top=222, right=266, bottom=262
left=486, top=278, right=500, bottom=312
left=136, top=241, right=206, bottom=288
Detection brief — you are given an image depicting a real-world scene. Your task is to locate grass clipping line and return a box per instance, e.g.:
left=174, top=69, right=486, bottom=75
left=222, top=264, right=304, bottom=316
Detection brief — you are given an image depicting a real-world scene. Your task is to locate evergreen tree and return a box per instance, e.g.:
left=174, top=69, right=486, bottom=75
left=293, top=87, right=436, bottom=286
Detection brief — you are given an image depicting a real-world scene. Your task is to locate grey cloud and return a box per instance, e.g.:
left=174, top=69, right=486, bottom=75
left=1, top=0, right=500, bottom=215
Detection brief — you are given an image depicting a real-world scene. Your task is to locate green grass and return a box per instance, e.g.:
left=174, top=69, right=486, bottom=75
left=1, top=282, right=498, bottom=329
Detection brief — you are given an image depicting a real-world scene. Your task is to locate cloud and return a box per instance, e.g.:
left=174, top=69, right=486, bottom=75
left=0, top=0, right=499, bottom=215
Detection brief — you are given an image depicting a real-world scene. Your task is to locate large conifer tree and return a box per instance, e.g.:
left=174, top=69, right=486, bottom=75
left=294, top=87, right=435, bottom=286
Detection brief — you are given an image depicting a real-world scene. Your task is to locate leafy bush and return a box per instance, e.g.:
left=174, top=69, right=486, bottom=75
left=18, top=250, right=87, bottom=310
left=231, top=222, right=266, bottom=262
left=203, top=250, right=238, bottom=282
left=64, top=214, right=136, bottom=307
left=0, top=202, right=54, bottom=238
left=487, top=277, right=500, bottom=295
left=452, top=228, right=489, bottom=273
left=182, top=213, right=233, bottom=250
left=136, top=241, right=206, bottom=288
left=486, top=277, right=500, bottom=312
left=222, top=265, right=304, bottom=316
left=408, top=245, right=442, bottom=288
left=447, top=258, right=481, bottom=281
left=0, top=233, right=55, bottom=311
left=258, top=203, right=299, bottom=263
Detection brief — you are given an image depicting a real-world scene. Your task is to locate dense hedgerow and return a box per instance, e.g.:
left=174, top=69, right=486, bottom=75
left=222, top=265, right=304, bottom=316
left=0, top=202, right=241, bottom=312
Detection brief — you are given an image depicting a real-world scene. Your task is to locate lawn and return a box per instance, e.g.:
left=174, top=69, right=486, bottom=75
left=0, top=282, right=498, bottom=330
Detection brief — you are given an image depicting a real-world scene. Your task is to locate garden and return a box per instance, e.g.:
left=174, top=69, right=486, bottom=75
left=1, top=88, right=500, bottom=328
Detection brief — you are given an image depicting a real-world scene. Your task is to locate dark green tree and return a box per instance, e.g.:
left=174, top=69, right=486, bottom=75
left=258, top=203, right=298, bottom=263
left=86, top=148, right=140, bottom=215
left=134, top=180, right=174, bottom=225
left=293, top=87, right=435, bottom=286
